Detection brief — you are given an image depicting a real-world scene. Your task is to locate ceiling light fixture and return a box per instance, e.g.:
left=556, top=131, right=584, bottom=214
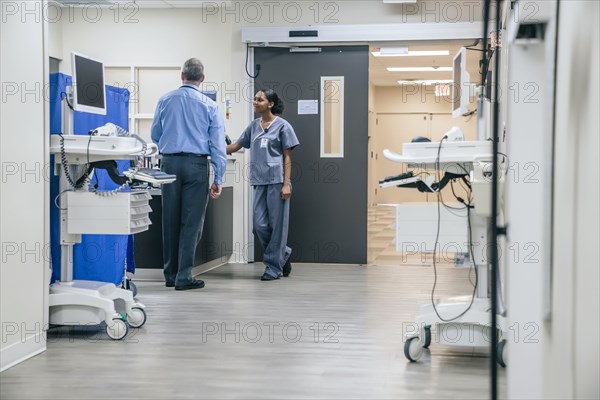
left=372, top=50, right=450, bottom=57
left=387, top=67, right=452, bottom=72
left=378, top=47, right=409, bottom=56
left=397, top=80, right=453, bottom=85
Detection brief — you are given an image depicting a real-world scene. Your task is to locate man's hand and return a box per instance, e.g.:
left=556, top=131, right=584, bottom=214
left=210, top=183, right=222, bottom=199
left=226, top=143, right=241, bottom=155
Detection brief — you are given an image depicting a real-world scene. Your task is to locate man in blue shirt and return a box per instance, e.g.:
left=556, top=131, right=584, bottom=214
left=151, top=58, right=227, bottom=291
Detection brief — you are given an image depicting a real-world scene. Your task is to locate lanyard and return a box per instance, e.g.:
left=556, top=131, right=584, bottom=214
left=252, top=117, right=278, bottom=143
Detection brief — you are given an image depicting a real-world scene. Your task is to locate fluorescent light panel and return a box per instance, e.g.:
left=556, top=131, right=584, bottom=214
left=372, top=50, right=450, bottom=57
left=387, top=67, right=452, bottom=72
left=379, top=47, right=408, bottom=56
left=398, top=80, right=453, bottom=85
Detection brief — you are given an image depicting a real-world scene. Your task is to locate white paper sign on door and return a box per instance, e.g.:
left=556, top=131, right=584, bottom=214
left=298, top=100, right=319, bottom=115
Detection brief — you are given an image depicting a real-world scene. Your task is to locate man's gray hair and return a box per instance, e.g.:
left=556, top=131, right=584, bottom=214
left=182, top=58, right=204, bottom=82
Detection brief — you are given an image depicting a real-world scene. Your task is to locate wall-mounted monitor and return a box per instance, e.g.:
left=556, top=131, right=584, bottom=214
left=71, top=52, right=107, bottom=115
left=452, top=47, right=471, bottom=118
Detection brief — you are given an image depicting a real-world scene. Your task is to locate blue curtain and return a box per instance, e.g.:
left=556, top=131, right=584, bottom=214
left=49, top=73, right=136, bottom=285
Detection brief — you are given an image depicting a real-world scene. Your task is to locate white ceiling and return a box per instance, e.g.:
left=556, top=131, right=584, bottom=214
left=369, top=40, right=481, bottom=87
left=53, top=0, right=232, bottom=7
left=132, top=0, right=231, bottom=7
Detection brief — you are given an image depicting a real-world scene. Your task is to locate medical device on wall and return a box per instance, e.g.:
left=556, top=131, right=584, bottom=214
left=452, top=47, right=474, bottom=118
left=71, top=51, right=107, bottom=115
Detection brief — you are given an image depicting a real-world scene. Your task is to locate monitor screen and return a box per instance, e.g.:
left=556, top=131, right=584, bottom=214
left=71, top=52, right=106, bottom=115
left=201, top=91, right=217, bottom=102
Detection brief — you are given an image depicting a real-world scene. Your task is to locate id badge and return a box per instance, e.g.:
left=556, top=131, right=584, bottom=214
left=260, top=138, right=269, bottom=148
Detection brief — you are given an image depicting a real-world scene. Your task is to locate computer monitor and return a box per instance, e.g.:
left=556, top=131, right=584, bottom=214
left=201, top=91, right=217, bottom=102
left=451, top=47, right=471, bottom=118
left=71, top=52, right=107, bottom=115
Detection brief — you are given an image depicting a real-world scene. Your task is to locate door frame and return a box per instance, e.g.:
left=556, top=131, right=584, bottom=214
left=241, top=22, right=482, bottom=262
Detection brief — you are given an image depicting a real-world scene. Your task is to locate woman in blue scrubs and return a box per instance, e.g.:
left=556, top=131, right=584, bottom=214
left=227, top=89, right=299, bottom=281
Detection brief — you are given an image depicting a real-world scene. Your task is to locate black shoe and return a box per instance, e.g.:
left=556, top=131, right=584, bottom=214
left=260, top=273, right=280, bottom=281
left=165, top=282, right=175, bottom=288
left=282, top=258, right=292, bottom=277
left=175, top=279, right=205, bottom=291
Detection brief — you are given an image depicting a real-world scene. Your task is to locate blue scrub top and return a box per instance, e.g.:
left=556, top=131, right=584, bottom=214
left=237, top=117, right=299, bottom=185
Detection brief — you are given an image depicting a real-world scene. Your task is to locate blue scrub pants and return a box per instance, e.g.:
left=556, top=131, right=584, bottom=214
left=161, top=154, right=209, bottom=286
left=253, top=184, right=292, bottom=278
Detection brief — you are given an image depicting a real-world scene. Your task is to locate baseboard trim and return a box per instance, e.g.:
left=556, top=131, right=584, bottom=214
left=0, top=333, right=46, bottom=372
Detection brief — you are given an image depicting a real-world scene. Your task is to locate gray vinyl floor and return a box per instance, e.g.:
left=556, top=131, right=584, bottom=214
left=0, top=207, right=506, bottom=400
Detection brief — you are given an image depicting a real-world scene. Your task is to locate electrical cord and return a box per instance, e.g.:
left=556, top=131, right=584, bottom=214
left=58, top=134, right=93, bottom=189
left=430, top=136, right=478, bottom=322
left=465, top=39, right=488, bottom=52
left=440, top=188, right=469, bottom=212
left=497, top=151, right=509, bottom=176
left=450, top=179, right=478, bottom=288
left=245, top=43, right=260, bottom=79
left=434, top=137, right=446, bottom=187
left=61, top=92, right=74, bottom=110
left=466, top=200, right=479, bottom=289
left=479, top=49, right=496, bottom=86
left=465, top=111, right=477, bottom=123
left=431, top=189, right=478, bottom=322
left=450, top=180, right=463, bottom=204
left=54, top=190, right=73, bottom=211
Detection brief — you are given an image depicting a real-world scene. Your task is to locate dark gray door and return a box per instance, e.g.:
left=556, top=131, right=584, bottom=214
left=254, top=46, right=368, bottom=264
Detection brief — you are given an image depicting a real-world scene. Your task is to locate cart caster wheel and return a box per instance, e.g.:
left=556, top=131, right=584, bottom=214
left=106, top=318, right=129, bottom=340
left=123, top=279, right=138, bottom=297
left=423, top=326, right=432, bottom=349
left=127, top=307, right=147, bottom=328
left=128, top=281, right=138, bottom=297
left=404, top=336, right=424, bottom=362
left=497, top=339, right=507, bottom=368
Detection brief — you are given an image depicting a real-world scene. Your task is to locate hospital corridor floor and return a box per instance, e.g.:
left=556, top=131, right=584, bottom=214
left=1, top=209, right=505, bottom=399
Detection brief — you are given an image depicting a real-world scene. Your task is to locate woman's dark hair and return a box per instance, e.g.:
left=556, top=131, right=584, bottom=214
left=260, top=89, right=285, bottom=115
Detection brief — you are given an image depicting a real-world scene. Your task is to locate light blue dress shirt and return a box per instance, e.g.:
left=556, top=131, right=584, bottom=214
left=151, top=84, right=227, bottom=185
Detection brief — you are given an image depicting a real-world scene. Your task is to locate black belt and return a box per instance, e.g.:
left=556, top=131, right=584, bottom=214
left=162, top=153, right=207, bottom=157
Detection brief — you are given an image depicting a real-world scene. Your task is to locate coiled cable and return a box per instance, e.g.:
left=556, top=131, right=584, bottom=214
left=58, top=133, right=93, bottom=189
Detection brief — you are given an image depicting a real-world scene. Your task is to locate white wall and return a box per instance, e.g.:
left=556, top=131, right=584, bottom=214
left=547, top=1, right=599, bottom=398
left=57, top=8, right=246, bottom=138
left=47, top=4, right=62, bottom=60
left=371, top=85, right=477, bottom=205
left=1, top=0, right=50, bottom=371
left=505, top=1, right=599, bottom=399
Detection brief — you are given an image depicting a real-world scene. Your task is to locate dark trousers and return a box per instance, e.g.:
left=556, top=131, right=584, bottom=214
left=161, top=154, right=209, bottom=286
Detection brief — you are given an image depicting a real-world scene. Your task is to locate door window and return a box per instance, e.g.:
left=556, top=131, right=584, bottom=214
left=320, top=76, right=344, bottom=157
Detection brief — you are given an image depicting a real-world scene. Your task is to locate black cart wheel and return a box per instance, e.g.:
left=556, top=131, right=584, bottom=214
left=497, top=339, right=507, bottom=368
left=404, top=337, right=423, bottom=362
left=423, top=326, right=432, bottom=349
